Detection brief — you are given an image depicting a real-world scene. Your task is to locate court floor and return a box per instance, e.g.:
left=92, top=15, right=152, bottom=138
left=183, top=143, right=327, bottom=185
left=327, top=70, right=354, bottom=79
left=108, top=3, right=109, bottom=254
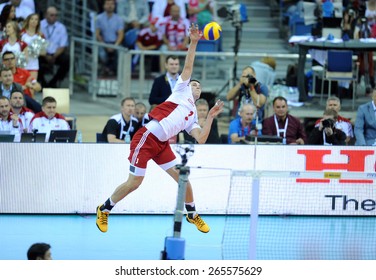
left=1, top=214, right=376, bottom=260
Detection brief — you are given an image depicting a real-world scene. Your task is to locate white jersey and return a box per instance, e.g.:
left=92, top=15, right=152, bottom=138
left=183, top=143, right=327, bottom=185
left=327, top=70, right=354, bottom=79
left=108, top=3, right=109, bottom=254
left=28, top=112, right=70, bottom=142
left=147, top=76, right=200, bottom=141
left=0, top=116, right=23, bottom=142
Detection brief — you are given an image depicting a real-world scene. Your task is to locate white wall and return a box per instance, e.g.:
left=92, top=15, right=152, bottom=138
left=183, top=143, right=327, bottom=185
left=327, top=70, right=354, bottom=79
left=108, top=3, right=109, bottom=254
left=1, top=144, right=376, bottom=215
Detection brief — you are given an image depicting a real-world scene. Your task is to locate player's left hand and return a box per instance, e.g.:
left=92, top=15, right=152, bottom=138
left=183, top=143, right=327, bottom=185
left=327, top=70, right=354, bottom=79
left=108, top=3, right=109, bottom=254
left=188, top=23, right=202, bottom=42
left=208, top=99, right=224, bottom=118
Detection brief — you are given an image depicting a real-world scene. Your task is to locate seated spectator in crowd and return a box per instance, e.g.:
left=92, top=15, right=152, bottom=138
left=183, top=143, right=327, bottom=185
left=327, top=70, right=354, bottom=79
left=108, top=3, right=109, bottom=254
left=102, top=97, right=140, bottom=143
left=250, top=56, right=276, bottom=89
left=95, top=0, right=124, bottom=77
left=152, top=0, right=187, bottom=20
left=0, top=65, right=41, bottom=112
left=226, top=66, right=269, bottom=122
left=149, top=55, right=180, bottom=109
left=117, top=0, right=149, bottom=49
left=262, top=96, right=306, bottom=145
left=158, top=4, right=190, bottom=72
left=354, top=88, right=376, bottom=146
left=314, top=96, right=354, bottom=145
left=27, top=242, right=52, bottom=260
left=28, top=96, right=70, bottom=142
left=9, top=90, right=33, bottom=132
left=133, top=17, right=163, bottom=72
left=134, top=101, right=150, bottom=126
left=2, top=51, right=41, bottom=98
left=39, top=6, right=69, bottom=88
left=0, top=96, right=22, bottom=141
left=308, top=108, right=346, bottom=145
left=21, top=13, right=44, bottom=79
left=0, top=0, right=35, bottom=23
left=0, top=4, right=16, bottom=39
left=187, top=0, right=215, bottom=29
left=183, top=98, right=220, bottom=144
left=0, top=20, right=28, bottom=57
left=228, top=103, right=257, bottom=144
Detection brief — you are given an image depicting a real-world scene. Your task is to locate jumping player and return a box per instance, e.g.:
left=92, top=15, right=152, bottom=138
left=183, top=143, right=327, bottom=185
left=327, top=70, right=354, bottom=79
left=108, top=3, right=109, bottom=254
left=96, top=23, right=224, bottom=233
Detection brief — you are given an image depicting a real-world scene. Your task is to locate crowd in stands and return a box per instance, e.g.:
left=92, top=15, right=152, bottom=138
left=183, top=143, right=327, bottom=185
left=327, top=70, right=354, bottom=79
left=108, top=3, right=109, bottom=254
left=0, top=1, right=71, bottom=142
left=2, top=1, right=376, bottom=146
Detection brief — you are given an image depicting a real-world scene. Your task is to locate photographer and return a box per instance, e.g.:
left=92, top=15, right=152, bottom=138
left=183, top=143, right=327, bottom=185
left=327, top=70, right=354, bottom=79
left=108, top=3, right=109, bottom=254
left=226, top=66, right=269, bottom=124
left=308, top=109, right=346, bottom=146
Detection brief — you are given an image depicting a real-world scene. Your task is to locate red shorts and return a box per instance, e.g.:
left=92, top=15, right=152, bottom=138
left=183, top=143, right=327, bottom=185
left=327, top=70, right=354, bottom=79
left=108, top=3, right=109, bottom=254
left=128, top=126, right=177, bottom=176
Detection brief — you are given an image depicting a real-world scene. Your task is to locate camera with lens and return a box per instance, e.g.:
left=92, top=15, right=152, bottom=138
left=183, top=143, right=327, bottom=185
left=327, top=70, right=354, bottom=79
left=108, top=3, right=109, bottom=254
left=322, top=118, right=335, bottom=129
left=246, top=74, right=257, bottom=85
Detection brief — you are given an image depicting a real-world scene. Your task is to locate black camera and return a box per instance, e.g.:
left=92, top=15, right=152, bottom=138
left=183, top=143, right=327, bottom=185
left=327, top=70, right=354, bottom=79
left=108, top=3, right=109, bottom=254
left=322, top=118, right=335, bottom=128
left=247, top=74, right=257, bottom=85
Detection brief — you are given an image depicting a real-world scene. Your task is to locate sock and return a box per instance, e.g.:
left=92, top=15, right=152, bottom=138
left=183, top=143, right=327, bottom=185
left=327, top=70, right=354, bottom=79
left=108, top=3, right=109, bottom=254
left=100, top=198, right=115, bottom=212
left=185, top=202, right=196, bottom=219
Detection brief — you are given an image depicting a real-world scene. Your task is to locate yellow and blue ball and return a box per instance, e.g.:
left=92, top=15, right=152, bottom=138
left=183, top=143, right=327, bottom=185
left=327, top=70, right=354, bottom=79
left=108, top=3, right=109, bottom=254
left=203, top=22, right=222, bottom=41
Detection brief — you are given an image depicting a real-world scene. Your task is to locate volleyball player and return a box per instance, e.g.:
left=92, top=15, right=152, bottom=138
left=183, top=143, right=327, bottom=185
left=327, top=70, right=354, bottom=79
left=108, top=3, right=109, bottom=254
left=96, top=23, right=224, bottom=233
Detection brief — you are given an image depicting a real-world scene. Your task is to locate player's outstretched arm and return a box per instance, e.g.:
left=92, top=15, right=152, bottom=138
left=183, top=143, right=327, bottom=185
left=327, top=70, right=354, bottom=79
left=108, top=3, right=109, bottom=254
left=191, top=100, right=224, bottom=144
left=180, top=23, right=202, bottom=82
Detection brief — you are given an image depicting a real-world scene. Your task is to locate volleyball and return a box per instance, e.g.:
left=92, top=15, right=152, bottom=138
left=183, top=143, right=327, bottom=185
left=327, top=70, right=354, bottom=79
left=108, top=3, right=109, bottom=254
left=203, top=22, right=222, bottom=41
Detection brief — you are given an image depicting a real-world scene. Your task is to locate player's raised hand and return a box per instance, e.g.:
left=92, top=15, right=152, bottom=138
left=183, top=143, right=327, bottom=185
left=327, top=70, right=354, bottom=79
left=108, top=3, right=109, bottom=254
left=188, top=23, right=202, bottom=43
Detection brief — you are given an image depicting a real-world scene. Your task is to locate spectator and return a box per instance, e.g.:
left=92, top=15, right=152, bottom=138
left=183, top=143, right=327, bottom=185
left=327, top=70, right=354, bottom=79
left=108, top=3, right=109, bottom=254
left=187, top=0, right=215, bottom=29
left=0, top=20, right=28, bottom=57
left=354, top=88, right=376, bottom=146
left=365, top=0, right=376, bottom=28
left=39, top=6, right=69, bottom=88
left=0, top=0, right=35, bottom=23
left=117, top=0, right=149, bottom=50
left=308, top=108, right=346, bottom=145
left=0, top=95, right=22, bottom=141
left=21, top=13, right=44, bottom=79
left=228, top=103, right=257, bottom=144
left=134, top=101, right=150, bottom=126
left=250, top=56, right=277, bottom=89
left=95, top=0, right=124, bottom=77
left=354, top=16, right=375, bottom=91
left=2, top=51, right=41, bottom=99
left=226, top=66, right=269, bottom=123
left=160, top=4, right=190, bottom=52
left=262, top=96, right=306, bottom=145
left=0, top=4, right=16, bottom=38
left=0, top=65, right=41, bottom=112
left=341, top=8, right=356, bottom=39
left=101, top=97, right=140, bottom=143
left=117, top=0, right=149, bottom=29
left=9, top=90, right=34, bottom=132
left=149, top=55, right=180, bottom=109
left=133, top=17, right=162, bottom=72
left=183, top=98, right=220, bottom=144
left=28, top=96, right=70, bottom=142
left=314, top=96, right=354, bottom=144
left=152, top=0, right=187, bottom=20
left=26, top=242, right=52, bottom=260
left=158, top=4, right=190, bottom=72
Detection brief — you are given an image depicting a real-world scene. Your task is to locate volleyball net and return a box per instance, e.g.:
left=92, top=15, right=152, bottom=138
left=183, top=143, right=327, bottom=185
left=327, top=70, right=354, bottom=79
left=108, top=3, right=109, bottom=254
left=221, top=170, right=376, bottom=260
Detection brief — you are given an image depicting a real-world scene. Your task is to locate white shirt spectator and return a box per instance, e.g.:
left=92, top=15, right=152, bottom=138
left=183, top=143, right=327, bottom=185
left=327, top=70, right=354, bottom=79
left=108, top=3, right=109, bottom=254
left=152, top=0, right=187, bottom=20
left=40, top=18, right=68, bottom=54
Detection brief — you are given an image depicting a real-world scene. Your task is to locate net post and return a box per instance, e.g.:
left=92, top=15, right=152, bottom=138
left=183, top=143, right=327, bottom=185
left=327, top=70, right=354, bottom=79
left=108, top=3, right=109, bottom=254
left=249, top=171, right=261, bottom=260
left=161, top=145, right=194, bottom=260
left=173, top=164, right=190, bottom=238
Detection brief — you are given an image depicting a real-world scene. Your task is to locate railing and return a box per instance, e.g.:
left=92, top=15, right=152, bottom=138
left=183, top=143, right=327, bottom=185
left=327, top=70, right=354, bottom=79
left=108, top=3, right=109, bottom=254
left=70, top=37, right=306, bottom=101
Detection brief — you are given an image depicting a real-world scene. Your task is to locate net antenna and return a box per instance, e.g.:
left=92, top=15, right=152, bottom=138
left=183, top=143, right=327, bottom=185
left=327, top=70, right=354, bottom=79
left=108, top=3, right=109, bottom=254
left=161, top=144, right=194, bottom=260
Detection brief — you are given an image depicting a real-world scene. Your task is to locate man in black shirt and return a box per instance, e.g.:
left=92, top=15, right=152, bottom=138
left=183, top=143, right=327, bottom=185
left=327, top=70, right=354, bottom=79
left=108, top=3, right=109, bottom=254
left=102, top=97, right=140, bottom=142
